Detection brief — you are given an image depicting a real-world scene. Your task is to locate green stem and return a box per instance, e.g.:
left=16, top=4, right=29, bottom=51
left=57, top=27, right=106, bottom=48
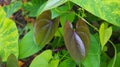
left=60, top=52, right=69, bottom=61
left=109, top=40, right=117, bottom=67
left=67, top=1, right=71, bottom=10
left=79, top=64, right=81, bottom=67
left=73, top=12, right=98, bottom=31
left=74, top=12, right=117, bottom=67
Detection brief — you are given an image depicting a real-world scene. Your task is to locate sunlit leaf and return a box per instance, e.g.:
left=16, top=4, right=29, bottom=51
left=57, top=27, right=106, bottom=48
left=0, top=8, right=18, bottom=61
left=64, top=21, right=86, bottom=64
left=34, top=11, right=59, bottom=47
left=30, top=50, right=52, bottom=67
left=6, top=54, right=18, bottom=67
left=49, top=59, right=59, bottom=67
left=70, top=0, right=120, bottom=27
left=99, top=23, right=112, bottom=49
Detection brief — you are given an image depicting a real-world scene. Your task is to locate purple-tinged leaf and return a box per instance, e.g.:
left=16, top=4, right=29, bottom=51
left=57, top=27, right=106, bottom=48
left=34, top=11, right=59, bottom=47
left=63, top=21, right=86, bottom=64
left=76, top=19, right=90, bottom=56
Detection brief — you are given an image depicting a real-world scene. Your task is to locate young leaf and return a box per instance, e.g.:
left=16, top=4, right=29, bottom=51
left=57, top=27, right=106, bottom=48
left=34, top=11, right=59, bottom=47
left=30, top=50, right=52, bottom=67
left=6, top=54, right=18, bottom=67
left=99, top=23, right=112, bottom=49
left=76, top=19, right=90, bottom=55
left=0, top=8, right=18, bottom=61
left=63, top=21, right=86, bottom=64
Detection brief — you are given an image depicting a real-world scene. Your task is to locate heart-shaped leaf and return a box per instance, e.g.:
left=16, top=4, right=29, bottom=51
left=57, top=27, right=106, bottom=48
left=76, top=19, right=90, bottom=55
left=64, top=21, right=85, bottom=64
left=63, top=19, right=90, bottom=64
left=34, top=11, right=59, bottom=47
left=99, top=22, right=112, bottom=49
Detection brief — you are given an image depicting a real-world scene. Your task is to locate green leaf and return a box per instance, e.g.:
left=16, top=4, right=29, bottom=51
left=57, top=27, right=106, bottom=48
left=108, top=52, right=120, bottom=67
left=70, top=0, right=120, bottom=27
left=6, top=54, right=18, bottom=67
left=34, top=11, right=59, bottom=47
left=51, top=3, right=71, bottom=19
left=59, top=59, right=76, bottom=67
left=22, top=0, right=46, bottom=17
left=99, top=23, right=112, bottom=49
left=49, top=59, right=59, bottom=67
left=64, top=21, right=86, bottom=64
left=37, top=0, right=68, bottom=16
left=42, top=0, right=68, bottom=11
left=60, top=12, right=75, bottom=27
left=23, top=0, right=68, bottom=17
left=82, top=34, right=100, bottom=67
left=4, top=1, right=22, bottom=18
left=0, top=8, right=19, bottom=61
left=0, top=57, right=2, bottom=67
left=19, top=30, right=41, bottom=59
left=30, top=50, right=52, bottom=67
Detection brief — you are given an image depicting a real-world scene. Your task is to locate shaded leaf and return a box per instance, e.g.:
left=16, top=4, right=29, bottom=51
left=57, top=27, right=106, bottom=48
left=63, top=21, right=86, bottom=64
left=99, top=23, right=112, bottom=49
left=34, top=11, right=59, bottom=47
left=59, top=59, right=76, bottom=67
left=22, top=0, right=46, bottom=17
left=76, top=19, right=90, bottom=55
left=108, top=52, right=120, bottom=67
left=30, top=50, right=52, bottom=67
left=70, top=0, right=120, bottom=27
left=60, top=12, right=75, bottom=27
left=4, top=1, right=22, bottom=18
left=23, top=0, right=68, bottom=17
left=0, top=57, right=2, bottom=67
left=19, top=30, right=41, bottom=59
left=6, top=54, right=18, bottom=67
left=0, top=8, right=18, bottom=61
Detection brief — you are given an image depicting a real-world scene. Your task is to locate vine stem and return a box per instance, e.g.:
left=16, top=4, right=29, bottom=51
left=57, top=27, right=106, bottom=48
left=74, top=12, right=117, bottom=67
left=108, top=40, right=117, bottom=67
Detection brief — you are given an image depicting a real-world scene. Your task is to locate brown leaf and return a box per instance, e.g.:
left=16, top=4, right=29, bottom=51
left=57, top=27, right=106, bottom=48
left=76, top=19, right=90, bottom=56
left=63, top=21, right=86, bottom=64
left=34, top=10, right=59, bottom=47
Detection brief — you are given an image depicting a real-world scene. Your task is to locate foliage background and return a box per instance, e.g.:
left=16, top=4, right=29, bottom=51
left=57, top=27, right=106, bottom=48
left=0, top=0, right=120, bottom=67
